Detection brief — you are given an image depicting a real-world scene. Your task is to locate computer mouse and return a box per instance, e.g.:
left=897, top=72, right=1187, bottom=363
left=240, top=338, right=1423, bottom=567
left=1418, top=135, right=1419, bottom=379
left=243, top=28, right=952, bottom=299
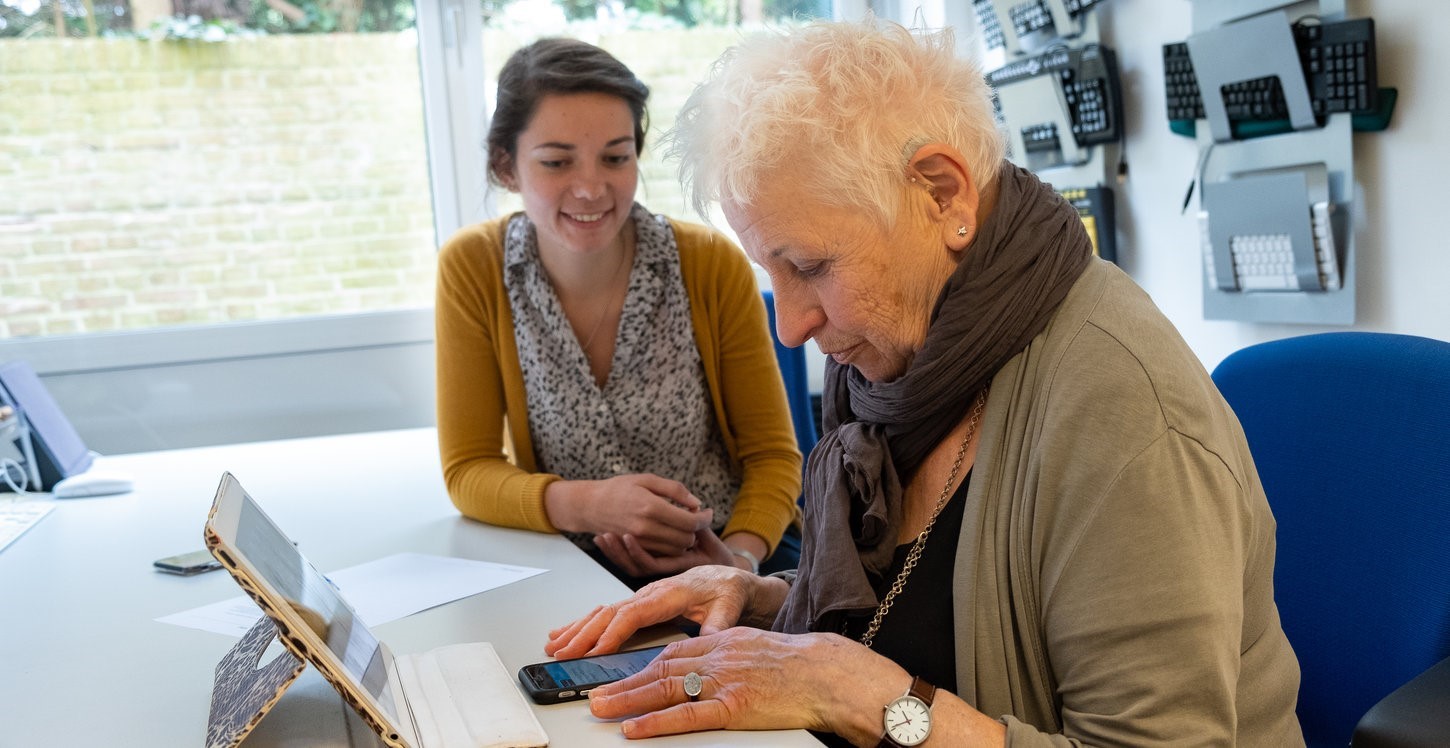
left=51, top=471, right=134, bottom=499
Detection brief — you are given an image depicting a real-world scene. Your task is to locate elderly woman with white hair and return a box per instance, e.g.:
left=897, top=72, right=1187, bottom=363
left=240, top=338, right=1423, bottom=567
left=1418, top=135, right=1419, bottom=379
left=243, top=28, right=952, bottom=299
left=544, top=18, right=1305, bottom=747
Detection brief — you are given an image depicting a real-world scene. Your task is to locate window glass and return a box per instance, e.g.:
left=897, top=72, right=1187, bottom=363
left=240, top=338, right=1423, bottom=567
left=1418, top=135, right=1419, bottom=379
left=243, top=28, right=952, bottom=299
left=0, top=1, right=836, bottom=343
left=482, top=0, right=833, bottom=223
left=0, top=2, right=436, bottom=340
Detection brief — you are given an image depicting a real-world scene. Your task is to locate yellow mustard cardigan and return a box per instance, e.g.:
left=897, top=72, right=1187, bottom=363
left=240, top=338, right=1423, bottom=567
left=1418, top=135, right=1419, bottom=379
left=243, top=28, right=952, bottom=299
left=434, top=214, right=802, bottom=555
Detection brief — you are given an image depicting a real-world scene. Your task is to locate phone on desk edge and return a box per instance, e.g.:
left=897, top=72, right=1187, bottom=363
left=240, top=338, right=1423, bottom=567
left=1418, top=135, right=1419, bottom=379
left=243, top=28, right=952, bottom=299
left=154, top=549, right=223, bottom=576
left=517, top=644, right=668, bottom=704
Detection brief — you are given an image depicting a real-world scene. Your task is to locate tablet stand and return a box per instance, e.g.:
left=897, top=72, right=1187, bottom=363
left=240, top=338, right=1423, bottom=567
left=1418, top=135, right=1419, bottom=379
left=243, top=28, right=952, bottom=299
left=206, top=616, right=307, bottom=748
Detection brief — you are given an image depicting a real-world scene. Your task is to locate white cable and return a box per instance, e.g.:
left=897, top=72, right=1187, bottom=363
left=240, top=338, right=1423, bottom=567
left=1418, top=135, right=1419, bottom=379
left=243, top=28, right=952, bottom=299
left=1, top=457, right=29, bottom=495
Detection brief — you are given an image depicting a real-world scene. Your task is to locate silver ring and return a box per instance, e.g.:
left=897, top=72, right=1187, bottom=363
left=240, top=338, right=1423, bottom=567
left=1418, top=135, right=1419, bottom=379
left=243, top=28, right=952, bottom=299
left=683, top=671, right=703, bottom=702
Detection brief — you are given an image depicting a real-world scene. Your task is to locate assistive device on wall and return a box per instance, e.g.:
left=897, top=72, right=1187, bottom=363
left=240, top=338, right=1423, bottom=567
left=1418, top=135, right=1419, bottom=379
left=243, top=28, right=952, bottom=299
left=976, top=0, right=1123, bottom=264
left=1164, top=0, right=1394, bottom=324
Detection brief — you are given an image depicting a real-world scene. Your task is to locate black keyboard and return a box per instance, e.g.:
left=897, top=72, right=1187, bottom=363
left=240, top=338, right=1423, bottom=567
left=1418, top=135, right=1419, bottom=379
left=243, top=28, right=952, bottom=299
left=1062, top=0, right=1104, bottom=15
left=1163, top=17, right=1378, bottom=126
left=1022, top=122, right=1062, bottom=153
left=989, top=44, right=1123, bottom=148
left=1010, top=1, right=1054, bottom=37
left=1062, top=56, right=1116, bottom=143
left=973, top=0, right=1006, bottom=51
left=1301, top=19, right=1378, bottom=116
left=977, top=0, right=1110, bottom=49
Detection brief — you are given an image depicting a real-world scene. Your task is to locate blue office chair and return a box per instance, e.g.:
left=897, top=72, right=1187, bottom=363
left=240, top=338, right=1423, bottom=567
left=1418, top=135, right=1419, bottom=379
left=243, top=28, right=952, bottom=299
left=762, top=290, right=820, bottom=463
left=1211, top=332, right=1450, bottom=748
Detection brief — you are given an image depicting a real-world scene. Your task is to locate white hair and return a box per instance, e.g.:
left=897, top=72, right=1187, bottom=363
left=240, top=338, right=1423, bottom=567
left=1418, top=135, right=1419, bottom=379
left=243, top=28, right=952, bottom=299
left=665, top=17, right=1005, bottom=226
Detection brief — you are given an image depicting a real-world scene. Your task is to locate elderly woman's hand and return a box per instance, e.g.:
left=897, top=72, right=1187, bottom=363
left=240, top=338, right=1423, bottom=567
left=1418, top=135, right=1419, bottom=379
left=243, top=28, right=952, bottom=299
left=587, top=628, right=910, bottom=743
left=544, top=565, right=789, bottom=660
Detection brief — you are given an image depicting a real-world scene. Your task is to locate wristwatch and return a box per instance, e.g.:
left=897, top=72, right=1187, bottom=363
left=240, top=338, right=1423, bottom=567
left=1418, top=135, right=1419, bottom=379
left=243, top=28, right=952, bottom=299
left=878, top=676, right=936, bottom=747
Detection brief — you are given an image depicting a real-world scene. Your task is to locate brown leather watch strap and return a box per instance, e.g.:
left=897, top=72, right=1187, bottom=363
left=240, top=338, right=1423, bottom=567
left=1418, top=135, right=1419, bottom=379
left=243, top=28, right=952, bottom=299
left=907, top=675, right=936, bottom=706
left=876, top=676, right=937, bottom=748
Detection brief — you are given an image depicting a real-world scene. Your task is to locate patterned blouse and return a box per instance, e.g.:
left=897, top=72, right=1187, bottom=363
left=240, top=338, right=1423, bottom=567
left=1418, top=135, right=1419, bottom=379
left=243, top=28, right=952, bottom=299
left=502, top=204, right=741, bottom=550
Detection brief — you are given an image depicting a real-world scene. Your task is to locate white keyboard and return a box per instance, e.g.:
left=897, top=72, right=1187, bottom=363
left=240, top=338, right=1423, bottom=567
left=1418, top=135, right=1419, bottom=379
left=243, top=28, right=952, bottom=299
left=1199, top=201, right=1341, bottom=292
left=1311, top=201, right=1342, bottom=290
left=1229, top=232, right=1298, bottom=290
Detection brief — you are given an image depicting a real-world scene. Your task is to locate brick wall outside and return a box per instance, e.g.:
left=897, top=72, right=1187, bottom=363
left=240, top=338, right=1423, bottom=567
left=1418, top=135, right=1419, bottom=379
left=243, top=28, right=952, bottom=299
left=0, top=28, right=740, bottom=341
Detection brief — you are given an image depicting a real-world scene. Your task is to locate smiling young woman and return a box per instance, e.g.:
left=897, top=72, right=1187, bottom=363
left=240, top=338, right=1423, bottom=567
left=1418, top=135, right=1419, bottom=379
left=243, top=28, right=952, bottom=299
left=433, top=38, right=804, bottom=589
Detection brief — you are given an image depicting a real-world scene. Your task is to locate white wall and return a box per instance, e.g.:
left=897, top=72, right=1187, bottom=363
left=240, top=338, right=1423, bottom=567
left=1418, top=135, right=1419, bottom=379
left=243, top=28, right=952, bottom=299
left=1098, top=0, right=1450, bottom=370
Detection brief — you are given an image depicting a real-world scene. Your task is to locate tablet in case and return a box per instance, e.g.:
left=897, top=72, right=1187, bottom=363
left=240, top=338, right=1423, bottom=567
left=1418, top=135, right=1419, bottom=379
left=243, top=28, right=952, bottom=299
left=203, top=472, right=548, bottom=748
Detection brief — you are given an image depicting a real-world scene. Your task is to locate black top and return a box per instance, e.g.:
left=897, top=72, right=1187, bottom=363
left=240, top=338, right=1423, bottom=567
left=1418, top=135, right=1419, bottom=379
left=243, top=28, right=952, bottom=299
left=812, top=473, right=970, bottom=747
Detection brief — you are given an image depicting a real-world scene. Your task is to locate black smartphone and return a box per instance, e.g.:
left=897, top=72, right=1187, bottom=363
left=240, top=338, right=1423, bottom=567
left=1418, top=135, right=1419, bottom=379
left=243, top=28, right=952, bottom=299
left=517, top=644, right=667, bottom=704
left=154, top=549, right=223, bottom=576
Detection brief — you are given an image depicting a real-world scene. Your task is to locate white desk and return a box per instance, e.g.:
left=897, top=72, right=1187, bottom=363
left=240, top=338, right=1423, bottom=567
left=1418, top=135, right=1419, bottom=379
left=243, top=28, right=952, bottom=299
left=0, top=428, right=820, bottom=746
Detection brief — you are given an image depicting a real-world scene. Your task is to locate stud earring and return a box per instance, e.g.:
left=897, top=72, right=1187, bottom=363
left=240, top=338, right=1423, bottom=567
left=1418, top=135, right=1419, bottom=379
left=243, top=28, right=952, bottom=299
left=957, top=226, right=968, bottom=237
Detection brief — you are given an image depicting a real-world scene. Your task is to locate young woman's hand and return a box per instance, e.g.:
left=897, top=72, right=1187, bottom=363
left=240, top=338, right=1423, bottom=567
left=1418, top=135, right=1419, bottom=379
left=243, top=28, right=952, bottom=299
left=544, top=473, right=712, bottom=555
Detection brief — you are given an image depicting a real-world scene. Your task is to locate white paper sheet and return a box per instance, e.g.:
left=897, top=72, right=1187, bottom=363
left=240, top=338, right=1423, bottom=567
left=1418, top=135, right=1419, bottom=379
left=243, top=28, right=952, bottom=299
left=0, top=501, right=55, bottom=554
left=157, top=552, right=547, bottom=637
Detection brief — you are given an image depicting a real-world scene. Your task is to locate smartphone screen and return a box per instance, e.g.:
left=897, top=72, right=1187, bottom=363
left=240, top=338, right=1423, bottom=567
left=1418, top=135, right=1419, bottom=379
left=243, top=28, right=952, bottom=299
left=518, top=644, right=667, bottom=704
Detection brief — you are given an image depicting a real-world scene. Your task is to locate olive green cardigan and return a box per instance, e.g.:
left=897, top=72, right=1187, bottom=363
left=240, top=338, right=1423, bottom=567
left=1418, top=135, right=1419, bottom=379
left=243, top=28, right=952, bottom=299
left=958, top=259, right=1304, bottom=745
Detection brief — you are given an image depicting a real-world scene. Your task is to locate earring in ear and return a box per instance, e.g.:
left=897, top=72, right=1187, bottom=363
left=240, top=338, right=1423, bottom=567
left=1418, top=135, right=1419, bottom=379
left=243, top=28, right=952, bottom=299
left=957, top=226, right=968, bottom=237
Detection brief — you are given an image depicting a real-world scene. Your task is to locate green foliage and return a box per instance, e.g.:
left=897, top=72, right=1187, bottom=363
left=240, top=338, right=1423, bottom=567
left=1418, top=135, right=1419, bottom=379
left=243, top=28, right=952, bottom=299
left=246, top=0, right=416, bottom=34
left=0, top=4, right=41, bottom=38
left=137, top=14, right=264, bottom=41
left=0, top=0, right=826, bottom=41
left=764, top=0, right=830, bottom=21
left=0, top=0, right=130, bottom=38
left=539, top=0, right=827, bottom=28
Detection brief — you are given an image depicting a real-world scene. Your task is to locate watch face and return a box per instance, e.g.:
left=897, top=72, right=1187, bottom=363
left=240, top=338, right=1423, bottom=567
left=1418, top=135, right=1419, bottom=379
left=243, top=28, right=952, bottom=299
left=884, top=695, right=931, bottom=746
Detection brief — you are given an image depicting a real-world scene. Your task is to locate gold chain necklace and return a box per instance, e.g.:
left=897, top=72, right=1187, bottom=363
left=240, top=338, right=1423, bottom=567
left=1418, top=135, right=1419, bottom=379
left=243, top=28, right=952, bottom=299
left=578, top=238, right=633, bottom=351
left=859, top=386, right=988, bottom=649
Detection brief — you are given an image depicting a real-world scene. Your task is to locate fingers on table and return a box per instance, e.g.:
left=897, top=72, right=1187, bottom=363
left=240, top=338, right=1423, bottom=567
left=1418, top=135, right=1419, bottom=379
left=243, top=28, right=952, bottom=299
left=619, top=700, right=731, bottom=739
left=607, top=675, right=730, bottom=739
left=591, top=667, right=718, bottom=717
left=544, top=604, right=607, bottom=656
left=560, top=597, right=664, bottom=658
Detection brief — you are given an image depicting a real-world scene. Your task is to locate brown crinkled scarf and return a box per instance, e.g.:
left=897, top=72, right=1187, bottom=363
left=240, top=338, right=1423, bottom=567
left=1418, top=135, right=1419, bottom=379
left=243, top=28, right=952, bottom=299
left=774, top=161, right=1093, bottom=635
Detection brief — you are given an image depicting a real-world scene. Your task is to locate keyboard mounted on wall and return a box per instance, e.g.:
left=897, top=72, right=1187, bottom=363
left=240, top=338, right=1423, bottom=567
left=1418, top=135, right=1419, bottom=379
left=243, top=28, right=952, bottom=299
left=988, top=43, right=1123, bottom=170
left=974, top=0, right=1109, bottom=52
left=1199, top=165, right=1344, bottom=295
left=1200, top=202, right=1340, bottom=292
left=1163, top=17, right=1380, bottom=140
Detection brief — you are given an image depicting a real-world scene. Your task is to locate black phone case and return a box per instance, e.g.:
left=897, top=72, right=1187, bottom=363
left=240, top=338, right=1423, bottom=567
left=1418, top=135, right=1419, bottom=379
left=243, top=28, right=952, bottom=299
left=155, top=553, right=223, bottom=575
left=517, top=665, right=604, bottom=704
left=517, top=644, right=667, bottom=704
